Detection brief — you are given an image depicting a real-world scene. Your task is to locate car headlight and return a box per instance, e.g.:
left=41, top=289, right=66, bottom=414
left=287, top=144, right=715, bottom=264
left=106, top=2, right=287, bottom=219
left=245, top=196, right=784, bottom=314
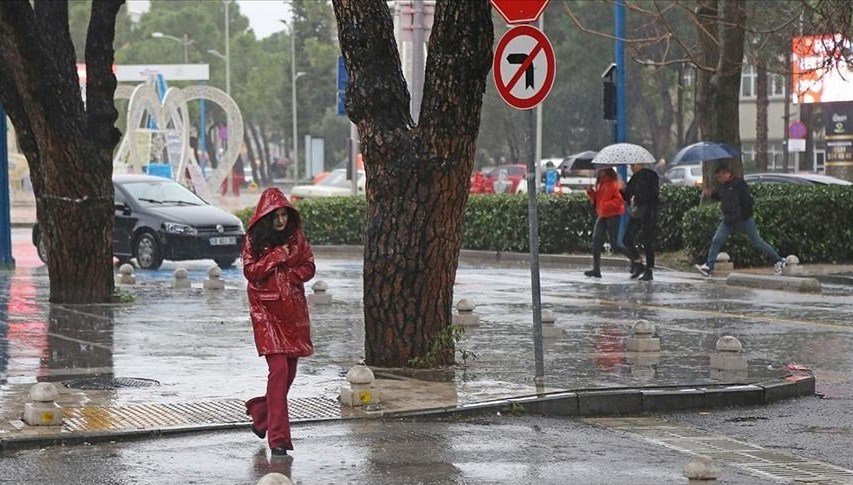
left=237, top=219, right=245, bottom=233
left=163, top=222, right=198, bottom=235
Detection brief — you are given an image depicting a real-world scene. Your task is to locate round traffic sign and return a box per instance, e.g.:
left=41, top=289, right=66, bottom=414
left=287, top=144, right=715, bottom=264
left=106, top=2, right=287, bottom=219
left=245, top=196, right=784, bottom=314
left=493, top=25, right=556, bottom=110
left=788, top=121, right=807, bottom=139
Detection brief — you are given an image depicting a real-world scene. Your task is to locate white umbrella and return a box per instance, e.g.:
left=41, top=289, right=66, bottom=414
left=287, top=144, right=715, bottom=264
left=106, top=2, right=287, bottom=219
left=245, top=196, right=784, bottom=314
left=592, top=143, right=655, bottom=165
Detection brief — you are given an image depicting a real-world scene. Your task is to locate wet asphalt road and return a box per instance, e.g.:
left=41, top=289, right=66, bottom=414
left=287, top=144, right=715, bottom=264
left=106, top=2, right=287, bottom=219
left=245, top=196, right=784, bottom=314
left=0, top=416, right=763, bottom=485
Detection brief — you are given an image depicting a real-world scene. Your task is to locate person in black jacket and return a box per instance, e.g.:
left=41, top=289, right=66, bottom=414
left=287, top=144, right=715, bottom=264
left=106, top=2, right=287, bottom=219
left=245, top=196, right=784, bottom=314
left=623, top=163, right=660, bottom=281
left=694, top=166, right=786, bottom=276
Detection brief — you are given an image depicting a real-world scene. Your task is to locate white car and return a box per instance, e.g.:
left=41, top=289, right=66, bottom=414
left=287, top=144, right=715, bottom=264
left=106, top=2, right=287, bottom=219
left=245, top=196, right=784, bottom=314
left=290, top=168, right=365, bottom=201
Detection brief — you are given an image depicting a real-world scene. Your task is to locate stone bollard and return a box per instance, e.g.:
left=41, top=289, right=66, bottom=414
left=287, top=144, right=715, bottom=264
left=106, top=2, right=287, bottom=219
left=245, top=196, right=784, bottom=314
left=625, top=320, right=661, bottom=352
left=710, top=335, right=748, bottom=381
left=23, top=382, right=63, bottom=426
left=308, top=280, right=332, bottom=305
left=172, top=267, right=191, bottom=289
left=683, top=456, right=721, bottom=483
left=203, top=266, right=225, bottom=290
left=117, top=263, right=136, bottom=285
left=339, top=364, right=381, bottom=408
left=782, top=254, right=803, bottom=276
left=257, top=473, right=294, bottom=485
left=540, top=309, right=562, bottom=338
left=451, top=299, right=480, bottom=327
left=715, top=252, right=734, bottom=275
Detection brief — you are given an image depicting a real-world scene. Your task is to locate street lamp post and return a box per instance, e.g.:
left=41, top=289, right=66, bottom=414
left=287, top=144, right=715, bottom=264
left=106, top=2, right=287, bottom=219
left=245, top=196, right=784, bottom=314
left=206, top=49, right=231, bottom=97
left=151, top=31, right=193, bottom=63
left=293, top=71, right=306, bottom=181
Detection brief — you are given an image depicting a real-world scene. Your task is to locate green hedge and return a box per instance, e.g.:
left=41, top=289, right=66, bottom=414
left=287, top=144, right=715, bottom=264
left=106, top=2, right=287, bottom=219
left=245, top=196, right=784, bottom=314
left=682, top=186, right=853, bottom=266
left=235, top=185, right=853, bottom=266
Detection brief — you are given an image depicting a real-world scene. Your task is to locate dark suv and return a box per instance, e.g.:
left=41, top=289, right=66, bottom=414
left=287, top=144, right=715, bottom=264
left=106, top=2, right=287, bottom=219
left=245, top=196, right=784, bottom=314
left=33, top=174, right=245, bottom=270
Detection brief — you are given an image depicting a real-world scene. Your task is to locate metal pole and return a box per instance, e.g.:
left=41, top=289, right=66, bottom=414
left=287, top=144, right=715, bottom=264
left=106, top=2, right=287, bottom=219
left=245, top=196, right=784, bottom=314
left=291, top=19, right=299, bottom=181
left=411, top=0, right=425, bottom=123
left=0, top=104, right=15, bottom=268
left=224, top=1, right=231, bottom=96
left=200, top=82, right=207, bottom=176
left=614, top=0, right=629, bottom=244
left=350, top=122, right=359, bottom=196
left=526, top=108, right=545, bottom=384
left=535, top=15, right=544, bottom=186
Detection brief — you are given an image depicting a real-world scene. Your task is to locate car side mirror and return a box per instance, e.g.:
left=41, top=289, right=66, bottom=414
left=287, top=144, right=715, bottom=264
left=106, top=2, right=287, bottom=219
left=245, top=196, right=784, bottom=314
left=115, top=202, right=131, bottom=214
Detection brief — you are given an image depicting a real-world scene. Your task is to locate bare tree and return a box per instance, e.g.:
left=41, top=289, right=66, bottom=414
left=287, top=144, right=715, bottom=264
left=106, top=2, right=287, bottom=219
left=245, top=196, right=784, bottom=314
left=333, top=0, right=493, bottom=367
left=0, top=0, right=123, bottom=303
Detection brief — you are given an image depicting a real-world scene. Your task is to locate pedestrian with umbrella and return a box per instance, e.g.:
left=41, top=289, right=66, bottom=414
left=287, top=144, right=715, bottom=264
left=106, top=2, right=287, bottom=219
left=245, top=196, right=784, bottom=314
left=623, top=160, right=660, bottom=281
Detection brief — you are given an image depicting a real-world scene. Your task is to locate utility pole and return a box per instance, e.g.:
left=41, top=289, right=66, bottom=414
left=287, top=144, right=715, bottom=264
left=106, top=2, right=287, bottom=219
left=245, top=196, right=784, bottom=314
left=291, top=16, right=299, bottom=180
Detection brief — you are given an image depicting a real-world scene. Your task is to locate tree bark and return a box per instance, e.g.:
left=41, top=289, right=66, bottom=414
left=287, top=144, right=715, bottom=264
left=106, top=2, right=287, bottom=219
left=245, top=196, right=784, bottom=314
left=333, top=0, right=493, bottom=367
left=248, top=122, right=270, bottom=184
left=243, top=125, right=259, bottom=183
left=695, top=0, right=718, bottom=141
left=0, top=0, right=123, bottom=303
left=755, top=58, right=769, bottom=172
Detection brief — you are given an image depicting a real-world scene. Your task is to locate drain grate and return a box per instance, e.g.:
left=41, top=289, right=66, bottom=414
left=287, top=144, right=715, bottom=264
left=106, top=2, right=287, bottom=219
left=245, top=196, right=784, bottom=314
left=62, top=397, right=342, bottom=433
left=63, top=377, right=161, bottom=390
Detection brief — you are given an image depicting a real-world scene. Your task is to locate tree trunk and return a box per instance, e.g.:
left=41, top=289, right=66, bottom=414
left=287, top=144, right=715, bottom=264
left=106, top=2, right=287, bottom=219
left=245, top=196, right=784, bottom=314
left=695, top=0, right=718, bottom=141
left=755, top=58, right=769, bottom=172
left=243, top=126, right=259, bottom=183
left=0, top=1, right=123, bottom=303
left=333, top=0, right=493, bottom=367
left=248, top=123, right=270, bottom=184
left=260, top=124, right=272, bottom=171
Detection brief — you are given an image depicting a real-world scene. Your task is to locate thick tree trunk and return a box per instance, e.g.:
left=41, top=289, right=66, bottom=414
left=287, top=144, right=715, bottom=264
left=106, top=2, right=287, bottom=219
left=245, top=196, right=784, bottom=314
left=755, top=58, right=769, bottom=172
left=0, top=1, right=123, bottom=303
left=334, top=0, right=493, bottom=367
left=695, top=0, right=718, bottom=141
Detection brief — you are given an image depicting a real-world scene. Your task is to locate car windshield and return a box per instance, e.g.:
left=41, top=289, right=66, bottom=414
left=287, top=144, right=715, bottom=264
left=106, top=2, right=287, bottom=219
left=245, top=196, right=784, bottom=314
left=121, top=180, right=206, bottom=206
left=690, top=167, right=703, bottom=176
left=506, top=166, right=526, bottom=177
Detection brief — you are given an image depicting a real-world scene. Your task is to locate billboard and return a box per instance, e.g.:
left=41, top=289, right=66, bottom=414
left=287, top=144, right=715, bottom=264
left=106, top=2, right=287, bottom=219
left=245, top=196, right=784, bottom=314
left=792, top=35, right=853, bottom=104
left=824, top=101, right=853, bottom=168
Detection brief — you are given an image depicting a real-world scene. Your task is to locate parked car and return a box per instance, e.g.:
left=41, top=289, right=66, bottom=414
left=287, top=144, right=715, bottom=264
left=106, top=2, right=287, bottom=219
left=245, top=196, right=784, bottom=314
left=471, top=164, right=528, bottom=194
left=665, top=164, right=703, bottom=187
left=32, top=174, right=245, bottom=270
left=743, top=172, right=852, bottom=185
left=289, top=168, right=365, bottom=201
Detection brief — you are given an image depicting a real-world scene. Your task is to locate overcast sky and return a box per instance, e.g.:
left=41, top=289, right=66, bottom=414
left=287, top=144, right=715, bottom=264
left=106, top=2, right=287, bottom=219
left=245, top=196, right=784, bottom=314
left=127, top=0, right=292, bottom=39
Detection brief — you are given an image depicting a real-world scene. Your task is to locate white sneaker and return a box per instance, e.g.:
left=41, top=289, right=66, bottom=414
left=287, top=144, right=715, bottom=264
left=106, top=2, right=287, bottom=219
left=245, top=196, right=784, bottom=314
left=694, top=263, right=711, bottom=277
left=774, top=260, right=786, bottom=275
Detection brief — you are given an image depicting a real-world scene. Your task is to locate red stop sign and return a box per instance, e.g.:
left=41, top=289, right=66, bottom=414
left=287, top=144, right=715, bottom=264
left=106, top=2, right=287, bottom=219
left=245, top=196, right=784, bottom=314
left=490, top=0, right=550, bottom=24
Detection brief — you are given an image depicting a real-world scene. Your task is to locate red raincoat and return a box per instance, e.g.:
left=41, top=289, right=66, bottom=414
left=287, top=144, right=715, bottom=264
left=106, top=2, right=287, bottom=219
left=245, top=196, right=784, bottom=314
left=243, top=188, right=315, bottom=357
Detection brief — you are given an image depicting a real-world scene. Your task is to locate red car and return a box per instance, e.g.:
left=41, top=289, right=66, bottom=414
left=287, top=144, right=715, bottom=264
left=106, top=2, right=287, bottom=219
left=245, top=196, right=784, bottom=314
left=470, top=164, right=528, bottom=194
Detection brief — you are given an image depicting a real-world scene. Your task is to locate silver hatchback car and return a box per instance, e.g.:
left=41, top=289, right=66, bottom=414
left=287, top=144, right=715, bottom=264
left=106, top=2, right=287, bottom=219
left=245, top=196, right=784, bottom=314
left=665, top=164, right=703, bottom=187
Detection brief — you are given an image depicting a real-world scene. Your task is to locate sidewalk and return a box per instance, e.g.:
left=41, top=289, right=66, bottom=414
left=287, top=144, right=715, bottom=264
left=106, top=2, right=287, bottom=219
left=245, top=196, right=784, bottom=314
left=2, top=236, right=847, bottom=450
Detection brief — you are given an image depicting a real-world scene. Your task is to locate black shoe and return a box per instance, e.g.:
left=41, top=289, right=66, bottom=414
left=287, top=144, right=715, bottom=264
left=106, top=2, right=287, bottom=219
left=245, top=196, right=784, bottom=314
left=584, top=269, right=601, bottom=278
left=639, top=269, right=653, bottom=281
left=250, top=425, right=265, bottom=439
left=629, top=262, right=645, bottom=279
left=270, top=446, right=289, bottom=456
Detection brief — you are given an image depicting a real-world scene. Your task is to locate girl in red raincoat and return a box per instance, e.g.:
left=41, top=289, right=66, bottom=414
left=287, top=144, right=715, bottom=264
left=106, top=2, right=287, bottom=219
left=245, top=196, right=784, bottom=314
left=583, top=167, right=626, bottom=278
left=243, top=187, right=315, bottom=456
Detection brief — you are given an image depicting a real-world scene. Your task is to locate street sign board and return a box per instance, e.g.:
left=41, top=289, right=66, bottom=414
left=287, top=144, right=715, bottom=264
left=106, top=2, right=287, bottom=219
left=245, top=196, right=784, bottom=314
left=490, top=0, right=550, bottom=24
left=337, top=56, right=348, bottom=116
left=788, top=120, right=807, bottom=139
left=493, top=25, right=555, bottom=110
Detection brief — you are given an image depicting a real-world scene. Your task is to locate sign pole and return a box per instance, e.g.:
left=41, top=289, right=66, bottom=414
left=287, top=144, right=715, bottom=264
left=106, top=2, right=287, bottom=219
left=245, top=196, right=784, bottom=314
left=1, top=103, right=15, bottom=269
left=526, top=104, right=545, bottom=384
left=614, top=0, right=629, bottom=244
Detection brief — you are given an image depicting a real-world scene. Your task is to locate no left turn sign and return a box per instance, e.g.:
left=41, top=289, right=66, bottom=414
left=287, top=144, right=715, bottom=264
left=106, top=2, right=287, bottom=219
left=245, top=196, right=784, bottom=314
left=493, top=25, right=556, bottom=110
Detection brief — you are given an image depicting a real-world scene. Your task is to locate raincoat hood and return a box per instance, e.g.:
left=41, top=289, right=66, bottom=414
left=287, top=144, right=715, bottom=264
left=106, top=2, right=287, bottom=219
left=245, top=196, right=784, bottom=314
left=248, top=188, right=300, bottom=231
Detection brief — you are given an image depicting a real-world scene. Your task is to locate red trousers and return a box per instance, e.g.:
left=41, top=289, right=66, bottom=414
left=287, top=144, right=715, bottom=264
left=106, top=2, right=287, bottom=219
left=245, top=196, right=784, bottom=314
left=246, top=355, right=298, bottom=449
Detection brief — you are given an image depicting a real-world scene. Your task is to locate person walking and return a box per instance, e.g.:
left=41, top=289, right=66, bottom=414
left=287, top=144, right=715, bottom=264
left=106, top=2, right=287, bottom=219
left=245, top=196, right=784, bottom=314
left=584, top=167, right=626, bottom=278
left=623, top=162, right=660, bottom=281
left=694, top=166, right=786, bottom=277
left=543, top=161, right=560, bottom=194
left=243, top=187, right=315, bottom=456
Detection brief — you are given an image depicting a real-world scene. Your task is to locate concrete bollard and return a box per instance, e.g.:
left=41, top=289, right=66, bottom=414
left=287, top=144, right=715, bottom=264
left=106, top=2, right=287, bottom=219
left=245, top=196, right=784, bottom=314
left=782, top=254, right=803, bottom=276
left=203, top=266, right=225, bottom=290
left=540, top=309, right=562, bottom=338
left=307, top=280, right=332, bottom=305
left=257, top=473, right=294, bottom=485
left=625, top=320, right=661, bottom=352
left=710, top=335, right=748, bottom=381
left=714, top=252, right=734, bottom=275
left=118, top=263, right=136, bottom=285
left=683, top=456, right=721, bottom=483
left=23, top=382, right=63, bottom=426
left=452, top=299, right=480, bottom=327
left=172, top=267, right=191, bottom=289
left=339, top=364, right=381, bottom=408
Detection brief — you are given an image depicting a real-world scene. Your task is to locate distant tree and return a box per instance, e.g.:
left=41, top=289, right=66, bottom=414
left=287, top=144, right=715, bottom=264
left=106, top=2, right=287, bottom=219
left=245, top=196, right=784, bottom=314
left=0, top=0, right=124, bottom=303
left=333, top=0, right=493, bottom=367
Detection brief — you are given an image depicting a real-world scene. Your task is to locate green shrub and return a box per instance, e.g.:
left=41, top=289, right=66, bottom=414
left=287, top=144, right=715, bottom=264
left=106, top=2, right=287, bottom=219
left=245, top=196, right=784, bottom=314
left=682, top=186, right=853, bottom=266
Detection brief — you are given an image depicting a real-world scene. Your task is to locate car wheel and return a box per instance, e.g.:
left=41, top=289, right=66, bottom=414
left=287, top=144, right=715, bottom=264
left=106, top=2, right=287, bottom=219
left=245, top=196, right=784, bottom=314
left=35, top=229, right=49, bottom=264
left=214, top=257, right=237, bottom=269
left=134, top=232, right=163, bottom=270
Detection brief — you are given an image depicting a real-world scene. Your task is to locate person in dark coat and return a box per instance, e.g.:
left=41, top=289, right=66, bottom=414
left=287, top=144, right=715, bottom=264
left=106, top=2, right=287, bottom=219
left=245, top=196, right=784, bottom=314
left=622, top=162, right=660, bottom=281
left=243, top=188, right=315, bottom=456
left=694, top=166, right=786, bottom=277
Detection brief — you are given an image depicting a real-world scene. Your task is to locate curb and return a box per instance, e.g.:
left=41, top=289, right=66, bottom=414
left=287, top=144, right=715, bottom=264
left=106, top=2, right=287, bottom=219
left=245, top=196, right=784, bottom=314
left=726, top=272, right=822, bottom=293
left=0, top=374, right=815, bottom=452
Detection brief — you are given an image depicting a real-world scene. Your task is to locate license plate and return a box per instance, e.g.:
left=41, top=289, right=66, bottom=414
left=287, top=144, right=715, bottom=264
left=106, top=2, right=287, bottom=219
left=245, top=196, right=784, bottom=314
left=209, top=236, right=236, bottom=246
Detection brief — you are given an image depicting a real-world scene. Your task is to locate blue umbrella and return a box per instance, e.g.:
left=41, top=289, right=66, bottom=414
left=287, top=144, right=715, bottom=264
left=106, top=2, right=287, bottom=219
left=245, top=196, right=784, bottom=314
left=671, top=141, right=741, bottom=166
